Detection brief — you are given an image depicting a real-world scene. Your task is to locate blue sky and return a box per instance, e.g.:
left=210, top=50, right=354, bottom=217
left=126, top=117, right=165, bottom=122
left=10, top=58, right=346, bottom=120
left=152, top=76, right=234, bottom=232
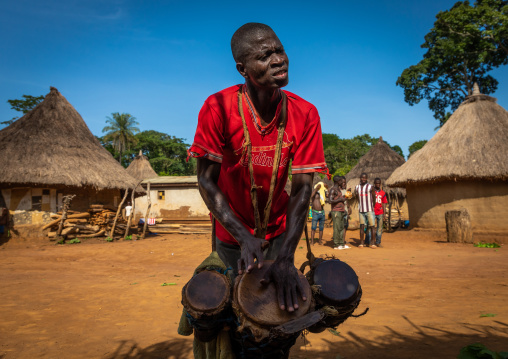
left=1, top=0, right=507, bottom=158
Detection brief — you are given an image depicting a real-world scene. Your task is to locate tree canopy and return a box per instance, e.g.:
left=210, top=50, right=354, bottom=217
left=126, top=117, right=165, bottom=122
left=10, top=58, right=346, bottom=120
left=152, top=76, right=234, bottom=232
left=323, top=133, right=403, bottom=176
left=2, top=94, right=44, bottom=127
left=396, top=0, right=507, bottom=127
left=408, top=140, right=428, bottom=157
left=102, top=113, right=140, bottom=165
left=100, top=130, right=195, bottom=176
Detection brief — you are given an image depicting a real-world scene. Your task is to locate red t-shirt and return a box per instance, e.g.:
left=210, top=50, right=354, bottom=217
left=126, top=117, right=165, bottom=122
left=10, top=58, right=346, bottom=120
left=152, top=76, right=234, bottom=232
left=188, top=85, right=327, bottom=245
left=374, top=189, right=388, bottom=215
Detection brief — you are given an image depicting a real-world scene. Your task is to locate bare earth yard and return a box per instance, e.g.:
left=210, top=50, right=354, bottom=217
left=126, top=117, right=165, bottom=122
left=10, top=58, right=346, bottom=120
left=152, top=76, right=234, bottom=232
left=0, top=228, right=507, bottom=359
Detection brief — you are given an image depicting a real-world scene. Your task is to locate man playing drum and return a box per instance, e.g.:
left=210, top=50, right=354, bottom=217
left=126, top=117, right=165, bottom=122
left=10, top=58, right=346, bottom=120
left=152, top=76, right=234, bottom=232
left=188, top=22, right=327, bottom=313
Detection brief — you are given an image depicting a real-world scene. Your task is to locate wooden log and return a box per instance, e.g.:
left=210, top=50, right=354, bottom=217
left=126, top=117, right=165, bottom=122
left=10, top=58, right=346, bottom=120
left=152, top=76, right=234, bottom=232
left=67, top=230, right=106, bottom=239
left=445, top=208, right=473, bottom=243
left=110, top=188, right=129, bottom=239
left=142, top=181, right=151, bottom=239
left=65, top=219, right=88, bottom=224
left=63, top=223, right=100, bottom=232
left=61, top=226, right=79, bottom=236
left=43, top=212, right=91, bottom=230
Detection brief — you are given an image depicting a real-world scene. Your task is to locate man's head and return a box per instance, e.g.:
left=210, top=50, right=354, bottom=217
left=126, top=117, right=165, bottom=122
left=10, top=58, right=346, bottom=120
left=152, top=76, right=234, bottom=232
left=360, top=173, right=368, bottom=185
left=339, top=176, right=346, bottom=189
left=374, top=178, right=382, bottom=190
left=333, top=175, right=341, bottom=185
left=231, top=23, right=289, bottom=90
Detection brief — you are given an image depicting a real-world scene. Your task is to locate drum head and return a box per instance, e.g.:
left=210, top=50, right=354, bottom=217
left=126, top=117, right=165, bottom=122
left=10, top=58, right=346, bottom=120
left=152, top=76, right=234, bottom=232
left=312, top=259, right=360, bottom=307
left=235, top=260, right=312, bottom=326
left=184, top=270, right=230, bottom=314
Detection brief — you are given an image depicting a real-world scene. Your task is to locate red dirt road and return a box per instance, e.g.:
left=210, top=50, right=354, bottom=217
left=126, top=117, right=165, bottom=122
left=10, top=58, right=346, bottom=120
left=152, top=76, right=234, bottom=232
left=0, top=229, right=507, bottom=359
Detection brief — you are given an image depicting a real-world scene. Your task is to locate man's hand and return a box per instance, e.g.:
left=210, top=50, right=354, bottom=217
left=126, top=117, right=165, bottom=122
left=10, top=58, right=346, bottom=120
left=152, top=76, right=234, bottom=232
left=260, top=257, right=307, bottom=312
left=238, top=236, right=269, bottom=274
left=316, top=184, right=321, bottom=190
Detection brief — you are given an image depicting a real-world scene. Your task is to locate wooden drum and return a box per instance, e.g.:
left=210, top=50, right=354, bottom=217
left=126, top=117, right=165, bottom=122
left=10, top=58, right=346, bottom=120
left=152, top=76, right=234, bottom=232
left=182, top=269, right=231, bottom=342
left=231, top=260, right=313, bottom=359
left=306, top=258, right=362, bottom=333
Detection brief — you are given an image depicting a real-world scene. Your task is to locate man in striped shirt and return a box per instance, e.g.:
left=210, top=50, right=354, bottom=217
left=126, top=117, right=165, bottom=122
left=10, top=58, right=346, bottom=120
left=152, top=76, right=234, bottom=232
left=353, top=173, right=376, bottom=248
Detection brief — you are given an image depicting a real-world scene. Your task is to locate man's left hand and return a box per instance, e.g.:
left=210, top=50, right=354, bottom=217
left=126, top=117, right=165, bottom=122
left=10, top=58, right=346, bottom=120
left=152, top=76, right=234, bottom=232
left=259, top=257, right=307, bottom=312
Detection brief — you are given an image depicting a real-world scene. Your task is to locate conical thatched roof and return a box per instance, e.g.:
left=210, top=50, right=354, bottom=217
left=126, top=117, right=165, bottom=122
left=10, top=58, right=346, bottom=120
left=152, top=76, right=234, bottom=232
left=126, top=150, right=158, bottom=182
left=0, top=87, right=139, bottom=190
left=345, top=137, right=406, bottom=195
left=387, top=93, right=508, bottom=187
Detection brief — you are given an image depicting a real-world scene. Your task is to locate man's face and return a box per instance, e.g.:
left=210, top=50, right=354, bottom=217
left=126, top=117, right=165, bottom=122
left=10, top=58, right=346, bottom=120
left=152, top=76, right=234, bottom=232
left=360, top=175, right=368, bottom=185
left=374, top=180, right=381, bottom=189
left=238, top=31, right=289, bottom=90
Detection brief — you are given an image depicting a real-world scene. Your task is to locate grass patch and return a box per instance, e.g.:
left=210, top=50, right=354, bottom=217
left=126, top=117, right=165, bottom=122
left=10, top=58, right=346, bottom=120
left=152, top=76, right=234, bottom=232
left=328, top=329, right=340, bottom=336
left=161, top=282, right=177, bottom=286
left=474, top=242, right=500, bottom=248
left=480, top=313, right=497, bottom=318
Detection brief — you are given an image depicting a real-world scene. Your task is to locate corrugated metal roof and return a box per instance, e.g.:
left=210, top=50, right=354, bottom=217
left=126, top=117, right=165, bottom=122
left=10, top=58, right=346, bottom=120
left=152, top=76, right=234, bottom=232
left=142, top=176, right=198, bottom=185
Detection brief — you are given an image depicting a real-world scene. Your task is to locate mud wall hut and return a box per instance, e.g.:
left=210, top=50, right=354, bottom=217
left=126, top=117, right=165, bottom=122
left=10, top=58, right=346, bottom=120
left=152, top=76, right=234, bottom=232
left=345, top=137, right=407, bottom=229
left=0, top=87, right=139, bottom=233
left=135, top=176, right=209, bottom=220
left=386, top=89, right=508, bottom=232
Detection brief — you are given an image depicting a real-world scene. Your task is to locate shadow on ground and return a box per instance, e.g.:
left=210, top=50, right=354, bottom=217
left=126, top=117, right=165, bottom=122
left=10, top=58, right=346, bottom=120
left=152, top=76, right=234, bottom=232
left=105, top=318, right=508, bottom=359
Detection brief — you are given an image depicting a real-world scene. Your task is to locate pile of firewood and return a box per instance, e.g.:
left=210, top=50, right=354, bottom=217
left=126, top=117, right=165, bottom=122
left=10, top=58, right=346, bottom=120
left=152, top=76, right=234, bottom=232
left=44, top=204, right=132, bottom=240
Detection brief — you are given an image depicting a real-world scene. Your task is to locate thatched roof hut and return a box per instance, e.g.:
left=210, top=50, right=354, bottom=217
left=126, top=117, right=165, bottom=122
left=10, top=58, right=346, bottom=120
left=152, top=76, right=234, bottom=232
left=0, top=87, right=139, bottom=216
left=386, top=87, right=508, bottom=232
left=126, top=150, right=158, bottom=182
left=387, top=94, right=508, bottom=186
left=0, top=87, right=138, bottom=190
left=345, top=137, right=406, bottom=195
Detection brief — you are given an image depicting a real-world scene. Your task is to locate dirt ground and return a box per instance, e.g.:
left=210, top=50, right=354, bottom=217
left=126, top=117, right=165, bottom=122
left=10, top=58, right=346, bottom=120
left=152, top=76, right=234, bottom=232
left=0, top=227, right=507, bottom=359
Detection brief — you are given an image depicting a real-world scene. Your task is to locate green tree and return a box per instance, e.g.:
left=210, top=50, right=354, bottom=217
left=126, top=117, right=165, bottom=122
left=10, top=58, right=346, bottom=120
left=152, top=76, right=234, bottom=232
left=102, top=113, right=140, bottom=166
left=396, top=0, right=507, bottom=127
left=125, top=130, right=196, bottom=175
left=323, top=134, right=404, bottom=175
left=2, top=94, right=44, bottom=127
left=322, top=133, right=340, bottom=150
left=408, top=140, right=428, bottom=157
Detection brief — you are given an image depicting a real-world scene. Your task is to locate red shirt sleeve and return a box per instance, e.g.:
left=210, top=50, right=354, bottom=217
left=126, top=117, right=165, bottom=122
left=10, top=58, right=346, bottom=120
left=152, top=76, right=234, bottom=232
left=292, top=106, right=327, bottom=175
left=188, top=100, right=224, bottom=163
left=382, top=192, right=388, bottom=204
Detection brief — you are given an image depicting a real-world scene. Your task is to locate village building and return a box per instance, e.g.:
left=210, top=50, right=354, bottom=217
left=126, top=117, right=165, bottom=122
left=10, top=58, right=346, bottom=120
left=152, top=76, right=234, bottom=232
left=0, top=87, right=139, bottom=235
left=345, top=137, right=407, bottom=229
left=124, top=151, right=208, bottom=220
left=386, top=87, right=508, bottom=233
left=134, top=176, right=209, bottom=220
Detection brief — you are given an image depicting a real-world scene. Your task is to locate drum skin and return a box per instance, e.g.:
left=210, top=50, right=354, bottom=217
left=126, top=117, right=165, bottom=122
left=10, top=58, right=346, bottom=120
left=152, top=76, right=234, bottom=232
left=231, top=260, right=313, bottom=358
left=184, top=270, right=230, bottom=315
left=307, top=258, right=362, bottom=333
left=182, top=270, right=231, bottom=342
left=312, top=259, right=360, bottom=307
left=235, top=260, right=312, bottom=328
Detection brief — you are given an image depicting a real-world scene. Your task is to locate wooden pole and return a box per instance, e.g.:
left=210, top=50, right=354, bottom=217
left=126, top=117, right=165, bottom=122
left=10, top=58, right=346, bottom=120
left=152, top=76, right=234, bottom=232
left=55, top=194, right=76, bottom=241
left=125, top=181, right=142, bottom=239
left=110, top=188, right=129, bottom=239
left=141, top=181, right=151, bottom=239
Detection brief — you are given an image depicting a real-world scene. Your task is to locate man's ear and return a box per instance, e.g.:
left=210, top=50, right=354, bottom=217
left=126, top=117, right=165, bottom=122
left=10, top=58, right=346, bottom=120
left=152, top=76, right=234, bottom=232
left=236, top=62, right=248, bottom=79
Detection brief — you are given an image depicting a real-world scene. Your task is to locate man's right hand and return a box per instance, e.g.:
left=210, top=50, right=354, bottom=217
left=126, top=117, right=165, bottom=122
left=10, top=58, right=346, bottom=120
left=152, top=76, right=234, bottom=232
left=237, top=236, right=270, bottom=274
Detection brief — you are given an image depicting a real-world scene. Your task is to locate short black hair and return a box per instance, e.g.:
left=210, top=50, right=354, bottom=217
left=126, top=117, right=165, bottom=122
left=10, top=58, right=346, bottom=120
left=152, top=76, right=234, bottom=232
left=360, top=172, right=368, bottom=178
left=333, top=175, right=341, bottom=183
left=374, top=177, right=381, bottom=183
left=231, top=22, right=275, bottom=63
